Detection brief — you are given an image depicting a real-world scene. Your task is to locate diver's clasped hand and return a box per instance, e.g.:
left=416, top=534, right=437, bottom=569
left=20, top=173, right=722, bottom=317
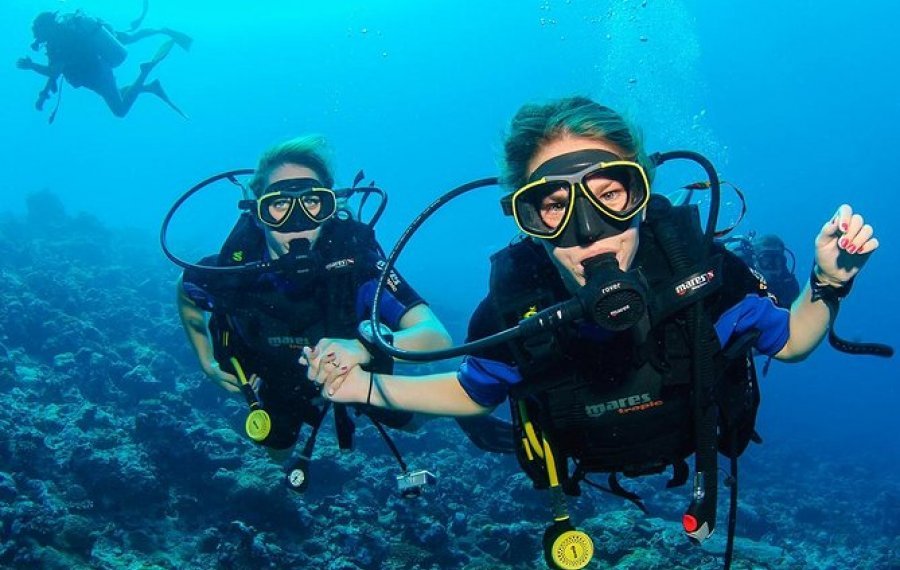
left=301, top=344, right=370, bottom=403
left=814, top=204, right=878, bottom=286
left=16, top=57, right=35, bottom=70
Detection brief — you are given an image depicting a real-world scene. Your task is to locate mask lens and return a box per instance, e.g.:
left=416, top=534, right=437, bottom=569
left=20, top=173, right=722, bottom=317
left=757, top=252, right=783, bottom=272
left=513, top=181, right=571, bottom=236
left=582, top=164, right=647, bottom=218
left=264, top=197, right=293, bottom=224
left=299, top=189, right=336, bottom=222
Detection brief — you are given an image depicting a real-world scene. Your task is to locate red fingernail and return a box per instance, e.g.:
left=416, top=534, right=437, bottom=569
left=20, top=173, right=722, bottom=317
left=839, top=238, right=848, bottom=248
left=841, top=223, right=848, bottom=231
left=340, top=366, right=348, bottom=371
left=847, top=245, right=856, bottom=253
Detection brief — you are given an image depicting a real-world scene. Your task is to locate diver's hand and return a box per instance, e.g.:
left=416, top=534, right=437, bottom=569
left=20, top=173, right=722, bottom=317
left=301, top=346, right=370, bottom=403
left=16, top=57, right=34, bottom=70
left=203, top=361, right=241, bottom=394
left=814, top=204, right=879, bottom=286
left=309, top=337, right=371, bottom=382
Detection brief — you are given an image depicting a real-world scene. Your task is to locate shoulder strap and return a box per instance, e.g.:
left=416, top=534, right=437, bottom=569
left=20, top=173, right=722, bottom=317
left=489, top=238, right=569, bottom=375
left=645, top=194, right=723, bottom=543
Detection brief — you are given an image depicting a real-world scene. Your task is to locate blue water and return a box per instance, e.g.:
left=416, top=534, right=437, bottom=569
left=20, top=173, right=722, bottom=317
left=2, top=0, right=898, bottom=567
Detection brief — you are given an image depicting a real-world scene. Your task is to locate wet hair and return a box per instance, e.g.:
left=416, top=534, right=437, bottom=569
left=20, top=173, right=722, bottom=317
left=753, top=234, right=786, bottom=253
left=249, top=135, right=334, bottom=197
left=501, top=96, right=653, bottom=190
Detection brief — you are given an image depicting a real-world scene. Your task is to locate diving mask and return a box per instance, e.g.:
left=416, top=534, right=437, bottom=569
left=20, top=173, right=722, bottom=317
left=756, top=250, right=787, bottom=273
left=501, top=149, right=650, bottom=247
left=256, top=178, right=337, bottom=233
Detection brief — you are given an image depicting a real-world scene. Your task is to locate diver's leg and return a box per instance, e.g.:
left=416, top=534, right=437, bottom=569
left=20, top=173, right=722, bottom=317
left=115, top=40, right=180, bottom=117
left=84, top=65, right=129, bottom=117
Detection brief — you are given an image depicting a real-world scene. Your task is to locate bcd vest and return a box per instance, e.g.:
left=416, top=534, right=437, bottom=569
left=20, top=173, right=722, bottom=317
left=490, top=199, right=761, bottom=494
left=204, top=215, right=385, bottom=423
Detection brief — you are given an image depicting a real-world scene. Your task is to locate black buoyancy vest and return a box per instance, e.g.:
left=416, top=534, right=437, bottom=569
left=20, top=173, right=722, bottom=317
left=206, top=216, right=381, bottom=390
left=490, top=200, right=760, bottom=488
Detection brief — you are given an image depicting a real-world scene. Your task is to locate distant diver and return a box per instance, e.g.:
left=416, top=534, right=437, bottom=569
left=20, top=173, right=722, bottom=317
left=16, top=2, right=191, bottom=122
left=722, top=232, right=801, bottom=308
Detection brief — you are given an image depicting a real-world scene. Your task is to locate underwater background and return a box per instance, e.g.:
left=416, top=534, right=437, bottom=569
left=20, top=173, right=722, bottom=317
left=1, top=0, right=898, bottom=568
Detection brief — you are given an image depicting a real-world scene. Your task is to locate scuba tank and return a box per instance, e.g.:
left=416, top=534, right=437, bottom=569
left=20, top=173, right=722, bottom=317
left=66, top=12, right=128, bottom=67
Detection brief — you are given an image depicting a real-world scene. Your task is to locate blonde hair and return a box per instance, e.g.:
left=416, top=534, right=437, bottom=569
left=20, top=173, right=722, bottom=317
left=501, top=96, right=653, bottom=190
left=248, top=135, right=334, bottom=197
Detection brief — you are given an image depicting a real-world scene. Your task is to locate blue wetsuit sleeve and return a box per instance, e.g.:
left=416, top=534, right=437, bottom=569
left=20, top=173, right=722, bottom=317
left=456, top=356, right=522, bottom=408
left=354, top=230, right=426, bottom=327
left=181, top=280, right=215, bottom=311
left=356, top=276, right=425, bottom=329
left=714, top=294, right=790, bottom=356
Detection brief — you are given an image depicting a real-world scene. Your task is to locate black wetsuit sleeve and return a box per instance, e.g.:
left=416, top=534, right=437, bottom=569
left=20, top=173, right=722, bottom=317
left=709, top=245, right=772, bottom=319
left=180, top=255, right=219, bottom=311
left=355, top=239, right=426, bottom=328
left=465, top=295, right=517, bottom=364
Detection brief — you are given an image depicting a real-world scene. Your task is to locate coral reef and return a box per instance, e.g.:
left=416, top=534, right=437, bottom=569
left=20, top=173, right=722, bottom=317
left=0, top=195, right=897, bottom=569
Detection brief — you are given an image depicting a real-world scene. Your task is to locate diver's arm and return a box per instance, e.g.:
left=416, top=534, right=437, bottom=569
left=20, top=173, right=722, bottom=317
left=393, top=304, right=452, bottom=352
left=308, top=304, right=451, bottom=382
left=775, top=204, right=878, bottom=361
left=16, top=57, right=57, bottom=77
left=176, top=278, right=240, bottom=392
left=773, top=283, right=830, bottom=361
left=368, top=371, right=490, bottom=416
left=304, top=353, right=492, bottom=416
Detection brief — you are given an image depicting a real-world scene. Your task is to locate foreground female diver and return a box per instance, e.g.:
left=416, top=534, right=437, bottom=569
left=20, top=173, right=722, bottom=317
left=176, top=135, right=512, bottom=492
left=303, top=97, right=882, bottom=568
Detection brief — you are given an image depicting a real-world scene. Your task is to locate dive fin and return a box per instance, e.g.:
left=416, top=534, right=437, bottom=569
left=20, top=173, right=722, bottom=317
left=145, top=38, right=176, bottom=71
left=165, top=28, right=193, bottom=51
left=129, top=0, right=150, bottom=32
left=144, top=79, right=189, bottom=119
left=455, top=415, right=516, bottom=454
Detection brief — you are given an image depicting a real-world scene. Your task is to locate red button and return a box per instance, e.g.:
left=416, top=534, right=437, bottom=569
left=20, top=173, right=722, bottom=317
left=682, top=514, right=699, bottom=532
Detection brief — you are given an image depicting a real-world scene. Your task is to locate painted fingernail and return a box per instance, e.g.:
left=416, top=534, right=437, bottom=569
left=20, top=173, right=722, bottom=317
left=847, top=245, right=856, bottom=253
left=326, top=352, right=335, bottom=358
left=340, top=366, right=348, bottom=372
left=841, top=223, right=848, bottom=231
left=839, top=238, right=848, bottom=248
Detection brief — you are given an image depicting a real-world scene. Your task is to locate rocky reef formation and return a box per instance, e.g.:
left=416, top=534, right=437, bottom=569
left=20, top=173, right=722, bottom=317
left=0, top=193, right=896, bottom=569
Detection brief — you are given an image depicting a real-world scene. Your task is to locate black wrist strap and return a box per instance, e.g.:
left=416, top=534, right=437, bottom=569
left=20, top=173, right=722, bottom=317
left=809, top=264, right=854, bottom=309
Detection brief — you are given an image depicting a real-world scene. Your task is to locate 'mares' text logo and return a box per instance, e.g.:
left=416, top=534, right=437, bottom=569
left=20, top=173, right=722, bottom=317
left=675, top=270, right=716, bottom=297
left=585, top=393, right=662, bottom=417
left=325, top=258, right=355, bottom=271
left=268, top=336, right=309, bottom=348
left=375, top=260, right=402, bottom=293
